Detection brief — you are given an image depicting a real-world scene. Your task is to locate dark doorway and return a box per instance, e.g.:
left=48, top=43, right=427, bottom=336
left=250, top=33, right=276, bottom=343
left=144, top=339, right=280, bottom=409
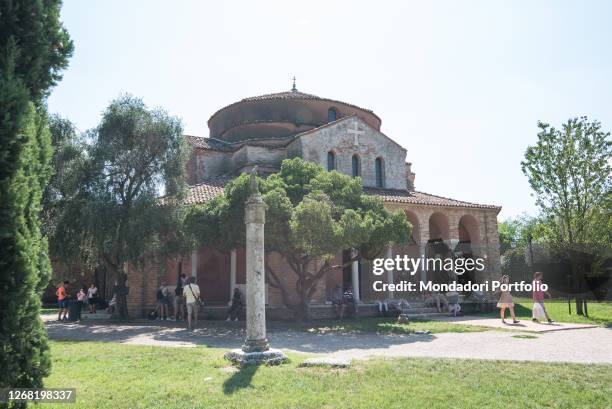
left=198, top=250, right=231, bottom=305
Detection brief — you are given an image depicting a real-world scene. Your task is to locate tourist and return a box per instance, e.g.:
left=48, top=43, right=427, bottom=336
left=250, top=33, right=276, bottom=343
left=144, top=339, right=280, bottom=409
left=173, top=274, right=186, bottom=321
left=425, top=291, right=448, bottom=313
left=497, top=275, right=519, bottom=324
left=87, top=283, right=98, bottom=314
left=342, top=286, right=356, bottom=317
left=331, top=285, right=345, bottom=318
left=156, top=280, right=170, bottom=320
left=445, top=290, right=463, bottom=316
left=532, top=271, right=554, bottom=323
left=226, top=287, right=243, bottom=321
left=183, top=277, right=201, bottom=330
left=76, top=287, right=87, bottom=321
left=56, top=281, right=68, bottom=321
left=107, top=295, right=117, bottom=315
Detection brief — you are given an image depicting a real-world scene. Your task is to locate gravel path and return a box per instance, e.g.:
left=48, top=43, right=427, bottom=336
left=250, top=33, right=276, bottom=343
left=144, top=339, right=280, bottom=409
left=45, top=318, right=612, bottom=364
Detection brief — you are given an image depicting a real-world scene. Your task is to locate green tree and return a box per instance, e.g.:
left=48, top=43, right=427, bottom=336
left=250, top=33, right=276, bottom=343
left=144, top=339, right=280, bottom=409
left=186, top=158, right=411, bottom=320
left=54, top=95, right=189, bottom=318
left=0, top=0, right=73, bottom=402
left=41, top=115, right=85, bottom=245
left=521, top=117, right=612, bottom=313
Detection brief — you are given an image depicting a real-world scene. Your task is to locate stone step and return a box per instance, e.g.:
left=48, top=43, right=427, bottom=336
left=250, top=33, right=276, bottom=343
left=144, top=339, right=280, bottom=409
left=404, top=307, right=440, bottom=314
left=402, top=312, right=450, bottom=320
left=80, top=312, right=112, bottom=320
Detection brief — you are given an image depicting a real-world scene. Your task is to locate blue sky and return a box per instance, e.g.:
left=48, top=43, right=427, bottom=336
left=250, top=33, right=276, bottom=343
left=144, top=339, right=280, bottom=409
left=47, top=0, right=612, bottom=220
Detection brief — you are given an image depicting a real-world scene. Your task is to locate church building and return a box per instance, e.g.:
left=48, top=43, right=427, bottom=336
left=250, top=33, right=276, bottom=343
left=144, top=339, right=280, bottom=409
left=127, top=83, right=502, bottom=318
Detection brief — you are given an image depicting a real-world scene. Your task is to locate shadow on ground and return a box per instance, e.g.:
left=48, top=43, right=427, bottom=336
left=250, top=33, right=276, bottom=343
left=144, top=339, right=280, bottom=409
left=222, top=365, right=259, bottom=395
left=45, top=319, right=435, bottom=354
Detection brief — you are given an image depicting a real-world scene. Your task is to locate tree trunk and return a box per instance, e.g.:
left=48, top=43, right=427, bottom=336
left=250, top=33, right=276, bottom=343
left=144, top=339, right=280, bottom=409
left=295, top=299, right=311, bottom=322
left=112, top=271, right=129, bottom=319
left=575, top=297, right=584, bottom=316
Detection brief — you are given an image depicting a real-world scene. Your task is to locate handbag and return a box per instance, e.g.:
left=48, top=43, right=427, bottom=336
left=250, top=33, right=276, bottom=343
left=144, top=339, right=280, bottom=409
left=187, top=284, right=203, bottom=306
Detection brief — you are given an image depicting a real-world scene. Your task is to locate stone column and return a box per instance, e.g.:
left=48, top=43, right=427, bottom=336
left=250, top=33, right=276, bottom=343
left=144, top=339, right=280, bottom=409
left=191, top=250, right=198, bottom=280
left=242, top=187, right=268, bottom=353
left=224, top=169, right=287, bottom=366
left=228, top=249, right=237, bottom=306
left=351, top=249, right=360, bottom=303
left=419, top=242, right=428, bottom=285
left=386, top=245, right=394, bottom=299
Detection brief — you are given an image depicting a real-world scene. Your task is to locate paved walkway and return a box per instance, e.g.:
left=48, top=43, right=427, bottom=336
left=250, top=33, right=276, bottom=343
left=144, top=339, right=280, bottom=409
left=436, top=316, right=598, bottom=332
left=44, top=316, right=612, bottom=364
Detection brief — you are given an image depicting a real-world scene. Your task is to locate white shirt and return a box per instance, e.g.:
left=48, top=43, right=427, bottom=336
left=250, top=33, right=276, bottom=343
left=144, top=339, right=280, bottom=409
left=183, top=284, right=200, bottom=304
left=87, top=287, right=97, bottom=298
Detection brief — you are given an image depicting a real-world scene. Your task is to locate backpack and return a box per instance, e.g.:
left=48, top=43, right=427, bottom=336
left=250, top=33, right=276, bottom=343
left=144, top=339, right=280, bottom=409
left=156, top=288, right=164, bottom=301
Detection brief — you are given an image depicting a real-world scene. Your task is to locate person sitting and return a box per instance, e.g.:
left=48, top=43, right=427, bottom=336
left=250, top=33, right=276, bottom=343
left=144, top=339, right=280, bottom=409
left=107, top=295, right=117, bottom=315
left=446, top=290, right=462, bottom=316
left=226, top=288, right=243, bottom=321
left=342, top=286, right=357, bottom=318
left=331, top=285, right=345, bottom=319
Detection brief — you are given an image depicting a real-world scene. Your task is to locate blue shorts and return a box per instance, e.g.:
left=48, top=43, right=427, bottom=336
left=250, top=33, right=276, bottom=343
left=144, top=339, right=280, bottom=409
left=58, top=299, right=67, bottom=309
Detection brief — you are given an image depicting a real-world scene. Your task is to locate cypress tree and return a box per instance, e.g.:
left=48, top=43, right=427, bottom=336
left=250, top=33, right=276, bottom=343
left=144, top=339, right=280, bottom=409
left=0, top=1, right=73, bottom=404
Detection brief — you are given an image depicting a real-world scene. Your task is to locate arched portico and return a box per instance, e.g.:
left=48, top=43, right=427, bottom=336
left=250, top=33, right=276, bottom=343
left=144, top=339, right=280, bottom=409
left=428, top=212, right=450, bottom=241
left=458, top=214, right=480, bottom=253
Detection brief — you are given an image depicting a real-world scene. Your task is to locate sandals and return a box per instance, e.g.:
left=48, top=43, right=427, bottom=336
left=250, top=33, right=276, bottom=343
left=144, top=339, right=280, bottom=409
left=513, top=319, right=520, bottom=324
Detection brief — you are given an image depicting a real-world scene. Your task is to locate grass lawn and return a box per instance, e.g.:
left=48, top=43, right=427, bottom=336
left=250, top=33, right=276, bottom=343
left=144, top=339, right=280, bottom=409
left=44, top=341, right=612, bottom=409
left=480, top=298, right=612, bottom=326
left=273, top=317, right=490, bottom=334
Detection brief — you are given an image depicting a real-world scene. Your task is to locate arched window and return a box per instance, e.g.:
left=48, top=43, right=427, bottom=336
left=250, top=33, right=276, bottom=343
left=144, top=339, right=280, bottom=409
left=375, top=157, right=384, bottom=188
left=327, top=151, right=336, bottom=171
left=352, top=154, right=360, bottom=177
left=328, top=107, right=338, bottom=122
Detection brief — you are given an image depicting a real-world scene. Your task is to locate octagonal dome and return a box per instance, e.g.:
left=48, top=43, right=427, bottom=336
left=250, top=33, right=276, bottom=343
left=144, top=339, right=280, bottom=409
left=207, top=88, right=382, bottom=142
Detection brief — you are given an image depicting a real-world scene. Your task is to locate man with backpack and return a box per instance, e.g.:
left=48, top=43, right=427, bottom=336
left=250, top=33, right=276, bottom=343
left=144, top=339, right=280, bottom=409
left=183, top=277, right=201, bottom=330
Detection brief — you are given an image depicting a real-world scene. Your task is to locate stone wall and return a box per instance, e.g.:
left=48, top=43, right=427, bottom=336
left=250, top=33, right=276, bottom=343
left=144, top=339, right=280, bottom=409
left=288, top=116, right=408, bottom=190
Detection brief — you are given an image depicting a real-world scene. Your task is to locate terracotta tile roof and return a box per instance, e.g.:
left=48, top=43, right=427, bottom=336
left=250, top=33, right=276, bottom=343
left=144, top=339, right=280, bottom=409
left=364, top=187, right=501, bottom=210
left=184, top=178, right=230, bottom=205
left=185, top=135, right=233, bottom=152
left=186, top=180, right=500, bottom=211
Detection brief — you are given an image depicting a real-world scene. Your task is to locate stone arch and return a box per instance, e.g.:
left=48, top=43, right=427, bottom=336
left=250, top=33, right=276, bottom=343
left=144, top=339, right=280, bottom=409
left=403, top=210, right=420, bottom=244
left=326, top=150, right=336, bottom=171
left=458, top=214, right=480, bottom=246
left=375, top=157, right=385, bottom=188
left=428, top=212, right=450, bottom=241
left=351, top=154, right=361, bottom=177
left=328, top=107, right=338, bottom=122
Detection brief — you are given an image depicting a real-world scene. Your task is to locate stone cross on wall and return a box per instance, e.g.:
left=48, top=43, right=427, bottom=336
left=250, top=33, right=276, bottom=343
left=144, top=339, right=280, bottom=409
left=347, top=122, right=365, bottom=146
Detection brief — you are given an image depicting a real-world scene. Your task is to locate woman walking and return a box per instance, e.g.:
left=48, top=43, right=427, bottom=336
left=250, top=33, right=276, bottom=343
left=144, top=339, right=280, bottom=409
left=497, top=275, right=519, bottom=324
left=532, top=271, right=554, bottom=323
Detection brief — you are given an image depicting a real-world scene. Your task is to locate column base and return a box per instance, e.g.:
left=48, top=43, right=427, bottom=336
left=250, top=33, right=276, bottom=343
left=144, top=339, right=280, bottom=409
left=241, top=338, right=270, bottom=353
left=224, top=348, right=288, bottom=367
